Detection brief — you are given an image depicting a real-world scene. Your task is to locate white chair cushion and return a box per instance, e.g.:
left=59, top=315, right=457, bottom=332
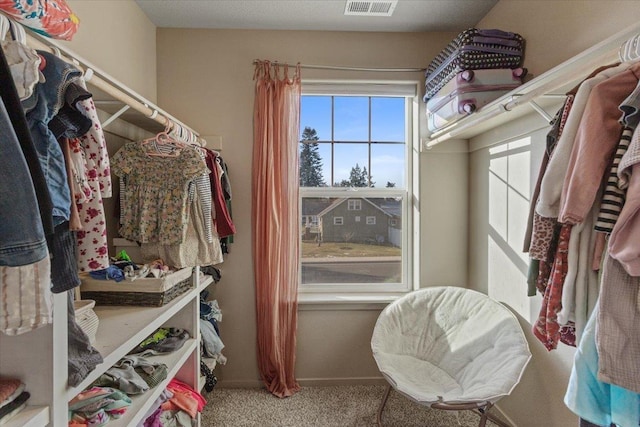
left=371, top=286, right=531, bottom=405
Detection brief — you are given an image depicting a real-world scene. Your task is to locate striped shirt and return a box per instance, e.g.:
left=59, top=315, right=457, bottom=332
left=594, top=127, right=632, bottom=233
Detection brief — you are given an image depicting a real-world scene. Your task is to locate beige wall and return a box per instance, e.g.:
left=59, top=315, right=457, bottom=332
left=60, top=0, right=639, bottom=423
left=65, top=0, right=157, bottom=102
left=479, top=0, right=640, bottom=79
left=155, top=28, right=469, bottom=386
left=467, top=1, right=640, bottom=426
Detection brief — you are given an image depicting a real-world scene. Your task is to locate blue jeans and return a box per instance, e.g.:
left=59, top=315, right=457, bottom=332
left=22, top=51, right=84, bottom=225
left=0, top=96, right=48, bottom=266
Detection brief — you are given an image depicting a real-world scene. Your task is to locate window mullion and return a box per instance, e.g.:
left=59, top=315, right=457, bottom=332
left=368, top=96, right=372, bottom=187
left=331, top=96, right=335, bottom=187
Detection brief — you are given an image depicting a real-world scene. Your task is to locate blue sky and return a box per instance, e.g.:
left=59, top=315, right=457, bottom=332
left=300, top=96, right=406, bottom=188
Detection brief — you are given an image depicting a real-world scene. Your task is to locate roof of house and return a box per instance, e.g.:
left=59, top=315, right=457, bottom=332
left=317, top=197, right=393, bottom=218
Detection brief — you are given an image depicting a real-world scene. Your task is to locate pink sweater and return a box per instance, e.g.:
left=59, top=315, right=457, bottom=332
left=559, top=63, right=640, bottom=224
left=609, top=162, right=640, bottom=275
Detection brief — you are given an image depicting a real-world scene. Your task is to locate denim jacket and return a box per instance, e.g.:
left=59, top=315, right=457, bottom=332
left=22, top=51, right=83, bottom=225
left=0, top=97, right=48, bottom=266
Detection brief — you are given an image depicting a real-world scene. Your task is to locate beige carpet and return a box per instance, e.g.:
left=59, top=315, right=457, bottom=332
left=201, top=385, right=505, bottom=427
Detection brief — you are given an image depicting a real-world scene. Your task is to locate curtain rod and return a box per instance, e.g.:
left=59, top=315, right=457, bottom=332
left=24, top=30, right=206, bottom=145
left=253, top=60, right=425, bottom=73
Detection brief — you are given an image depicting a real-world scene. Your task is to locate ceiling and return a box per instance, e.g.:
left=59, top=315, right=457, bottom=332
left=135, top=0, right=499, bottom=33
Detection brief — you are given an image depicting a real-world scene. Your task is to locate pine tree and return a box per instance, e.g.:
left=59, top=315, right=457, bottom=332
left=335, top=163, right=374, bottom=187
left=299, top=127, right=326, bottom=187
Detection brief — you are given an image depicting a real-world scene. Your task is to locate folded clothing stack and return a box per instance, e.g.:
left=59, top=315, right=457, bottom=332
left=0, top=378, right=30, bottom=425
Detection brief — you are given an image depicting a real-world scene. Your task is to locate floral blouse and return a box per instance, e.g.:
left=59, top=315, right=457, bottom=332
left=73, top=83, right=112, bottom=272
left=111, top=142, right=209, bottom=245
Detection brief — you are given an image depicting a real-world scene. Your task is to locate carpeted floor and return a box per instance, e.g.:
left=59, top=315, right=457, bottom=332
left=201, top=385, right=505, bottom=427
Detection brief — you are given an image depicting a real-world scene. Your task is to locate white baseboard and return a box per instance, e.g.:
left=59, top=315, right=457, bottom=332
left=217, top=379, right=263, bottom=388
left=297, top=377, right=387, bottom=387
left=217, top=377, right=387, bottom=389
left=493, top=403, right=519, bottom=427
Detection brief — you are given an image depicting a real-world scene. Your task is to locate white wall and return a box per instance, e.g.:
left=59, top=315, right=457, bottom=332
left=468, top=2, right=640, bottom=425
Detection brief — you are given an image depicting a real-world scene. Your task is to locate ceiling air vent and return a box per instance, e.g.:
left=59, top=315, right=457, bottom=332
left=344, top=0, right=398, bottom=17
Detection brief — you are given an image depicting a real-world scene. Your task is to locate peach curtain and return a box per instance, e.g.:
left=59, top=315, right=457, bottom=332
left=252, top=60, right=301, bottom=398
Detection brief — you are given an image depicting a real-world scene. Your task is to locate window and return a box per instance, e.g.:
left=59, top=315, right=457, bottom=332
left=299, top=81, right=418, bottom=294
left=390, top=219, right=398, bottom=226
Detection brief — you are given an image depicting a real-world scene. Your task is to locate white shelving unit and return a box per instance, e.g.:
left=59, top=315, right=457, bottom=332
left=2, top=406, right=49, bottom=427
left=0, top=24, right=217, bottom=426
left=424, top=20, right=640, bottom=149
left=110, top=339, right=199, bottom=427
left=0, top=271, right=209, bottom=427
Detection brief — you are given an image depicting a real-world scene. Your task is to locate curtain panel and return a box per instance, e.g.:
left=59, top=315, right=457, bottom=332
left=252, top=60, right=301, bottom=398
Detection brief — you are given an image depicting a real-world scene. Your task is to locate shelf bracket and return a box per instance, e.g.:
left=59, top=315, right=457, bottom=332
left=528, top=100, right=553, bottom=123
left=101, top=105, right=131, bottom=129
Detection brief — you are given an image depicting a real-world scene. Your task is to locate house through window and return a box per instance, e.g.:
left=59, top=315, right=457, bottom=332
left=299, top=82, right=417, bottom=294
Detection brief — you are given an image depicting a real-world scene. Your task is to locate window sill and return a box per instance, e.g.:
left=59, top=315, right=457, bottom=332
left=297, top=292, right=405, bottom=311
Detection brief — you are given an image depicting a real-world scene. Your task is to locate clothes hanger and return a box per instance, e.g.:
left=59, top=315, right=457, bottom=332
left=632, top=34, right=640, bottom=62
left=0, top=14, right=10, bottom=42
left=141, top=121, right=187, bottom=157
left=619, top=34, right=640, bottom=62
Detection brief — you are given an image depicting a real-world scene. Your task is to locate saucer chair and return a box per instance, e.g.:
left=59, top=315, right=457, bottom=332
left=371, top=286, right=531, bottom=427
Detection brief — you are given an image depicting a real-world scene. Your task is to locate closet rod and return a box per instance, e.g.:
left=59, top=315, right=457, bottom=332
left=425, top=20, right=640, bottom=148
left=25, top=31, right=206, bottom=145
left=253, top=59, right=425, bottom=73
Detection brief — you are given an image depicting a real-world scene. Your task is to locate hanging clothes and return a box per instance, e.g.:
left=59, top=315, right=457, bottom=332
left=536, top=63, right=629, bottom=219
left=73, top=77, right=113, bottom=272
left=0, top=43, right=53, bottom=336
left=22, top=50, right=82, bottom=225
left=559, top=62, right=640, bottom=225
left=140, top=182, right=223, bottom=268
left=111, top=141, right=209, bottom=245
left=565, top=302, right=640, bottom=427
left=203, top=148, right=236, bottom=238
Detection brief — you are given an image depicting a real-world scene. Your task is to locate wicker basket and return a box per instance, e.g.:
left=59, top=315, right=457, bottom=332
left=74, top=299, right=99, bottom=344
left=79, top=267, right=193, bottom=307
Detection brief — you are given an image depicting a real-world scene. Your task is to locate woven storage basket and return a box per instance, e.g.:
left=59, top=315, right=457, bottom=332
left=79, top=267, right=193, bottom=307
left=74, top=299, right=99, bottom=344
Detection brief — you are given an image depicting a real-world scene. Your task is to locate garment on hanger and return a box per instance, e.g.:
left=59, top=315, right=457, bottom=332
left=0, top=43, right=52, bottom=247
left=22, top=50, right=83, bottom=225
left=111, top=141, right=209, bottom=245
left=559, top=62, right=640, bottom=225
left=536, top=63, right=630, bottom=219
left=0, top=44, right=53, bottom=336
left=529, top=62, right=640, bottom=349
left=140, top=184, right=223, bottom=268
left=73, top=77, right=112, bottom=272
left=565, top=303, right=640, bottom=427
left=204, top=148, right=236, bottom=238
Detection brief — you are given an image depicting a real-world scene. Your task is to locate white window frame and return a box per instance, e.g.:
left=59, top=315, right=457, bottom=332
left=333, top=216, right=344, bottom=225
left=298, top=80, right=420, bottom=299
left=366, top=216, right=376, bottom=225
left=355, top=216, right=361, bottom=222
left=348, top=199, right=362, bottom=210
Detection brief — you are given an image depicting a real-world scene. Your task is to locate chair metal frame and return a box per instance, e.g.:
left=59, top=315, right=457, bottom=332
left=376, top=384, right=513, bottom=427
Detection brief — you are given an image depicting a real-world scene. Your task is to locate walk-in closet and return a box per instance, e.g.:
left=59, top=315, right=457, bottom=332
left=2, top=1, right=640, bottom=427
